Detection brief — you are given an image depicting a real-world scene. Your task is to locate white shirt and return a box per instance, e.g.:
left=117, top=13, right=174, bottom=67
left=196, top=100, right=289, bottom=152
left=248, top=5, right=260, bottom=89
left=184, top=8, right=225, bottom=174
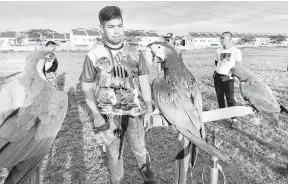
left=215, top=46, right=242, bottom=75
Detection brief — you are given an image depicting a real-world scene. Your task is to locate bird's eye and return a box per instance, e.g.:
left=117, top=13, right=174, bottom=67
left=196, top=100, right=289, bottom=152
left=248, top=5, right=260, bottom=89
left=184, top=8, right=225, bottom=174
left=158, top=46, right=161, bottom=48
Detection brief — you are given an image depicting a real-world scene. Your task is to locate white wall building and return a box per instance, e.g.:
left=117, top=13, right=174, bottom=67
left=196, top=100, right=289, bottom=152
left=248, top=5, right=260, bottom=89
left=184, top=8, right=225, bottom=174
left=145, top=31, right=163, bottom=44
left=182, top=32, right=222, bottom=49
left=51, top=33, right=70, bottom=46
left=181, top=32, right=284, bottom=49
left=125, top=30, right=162, bottom=48
left=182, top=33, right=202, bottom=49
left=70, top=28, right=102, bottom=46
left=0, top=31, right=17, bottom=46
left=253, top=34, right=270, bottom=46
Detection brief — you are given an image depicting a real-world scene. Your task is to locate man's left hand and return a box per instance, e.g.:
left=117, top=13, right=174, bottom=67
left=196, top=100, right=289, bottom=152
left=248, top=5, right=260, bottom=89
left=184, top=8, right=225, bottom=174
left=143, top=101, right=154, bottom=131
left=143, top=112, right=154, bottom=131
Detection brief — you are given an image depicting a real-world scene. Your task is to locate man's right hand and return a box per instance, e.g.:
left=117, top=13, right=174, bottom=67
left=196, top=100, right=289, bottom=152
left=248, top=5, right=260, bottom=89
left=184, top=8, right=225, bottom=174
left=92, top=114, right=116, bottom=146
left=93, top=113, right=106, bottom=128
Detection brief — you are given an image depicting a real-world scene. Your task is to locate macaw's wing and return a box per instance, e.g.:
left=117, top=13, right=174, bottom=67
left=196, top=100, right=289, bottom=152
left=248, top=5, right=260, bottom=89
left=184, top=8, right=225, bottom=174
left=0, top=87, right=68, bottom=168
left=32, top=87, right=69, bottom=140
left=152, top=78, right=229, bottom=161
left=240, top=81, right=280, bottom=112
left=0, top=78, right=26, bottom=127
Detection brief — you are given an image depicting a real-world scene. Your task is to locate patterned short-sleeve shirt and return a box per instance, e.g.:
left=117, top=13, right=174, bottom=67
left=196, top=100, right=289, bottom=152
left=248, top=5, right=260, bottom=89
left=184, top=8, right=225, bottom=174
left=79, top=43, right=149, bottom=116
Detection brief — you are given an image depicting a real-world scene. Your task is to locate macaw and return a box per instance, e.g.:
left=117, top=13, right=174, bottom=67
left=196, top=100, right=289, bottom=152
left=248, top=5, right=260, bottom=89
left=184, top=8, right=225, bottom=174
left=230, top=66, right=287, bottom=129
left=145, top=42, right=229, bottom=184
left=0, top=51, right=68, bottom=184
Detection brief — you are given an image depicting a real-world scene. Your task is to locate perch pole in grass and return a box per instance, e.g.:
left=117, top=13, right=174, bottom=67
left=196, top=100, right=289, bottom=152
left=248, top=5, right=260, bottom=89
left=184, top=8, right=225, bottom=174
left=208, top=126, right=225, bottom=184
left=152, top=105, right=254, bottom=184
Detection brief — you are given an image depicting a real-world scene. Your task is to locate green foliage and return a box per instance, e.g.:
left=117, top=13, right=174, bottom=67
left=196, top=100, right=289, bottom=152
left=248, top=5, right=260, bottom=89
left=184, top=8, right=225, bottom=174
left=236, top=35, right=256, bottom=45
left=25, top=29, right=58, bottom=42
left=269, top=34, right=287, bottom=44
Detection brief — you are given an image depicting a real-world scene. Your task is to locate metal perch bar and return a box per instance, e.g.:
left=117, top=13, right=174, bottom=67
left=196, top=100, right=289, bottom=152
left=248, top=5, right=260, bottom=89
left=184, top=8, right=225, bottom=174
left=152, top=106, right=254, bottom=126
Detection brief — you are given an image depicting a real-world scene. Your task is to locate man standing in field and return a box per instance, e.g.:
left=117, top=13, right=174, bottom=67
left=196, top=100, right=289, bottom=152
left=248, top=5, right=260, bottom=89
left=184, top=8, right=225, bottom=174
left=79, top=6, right=156, bottom=184
left=43, top=40, right=57, bottom=51
left=213, top=31, right=242, bottom=128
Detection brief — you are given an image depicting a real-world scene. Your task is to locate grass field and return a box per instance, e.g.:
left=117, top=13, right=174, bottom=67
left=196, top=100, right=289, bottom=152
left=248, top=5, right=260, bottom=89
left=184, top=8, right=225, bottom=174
left=0, top=47, right=288, bottom=184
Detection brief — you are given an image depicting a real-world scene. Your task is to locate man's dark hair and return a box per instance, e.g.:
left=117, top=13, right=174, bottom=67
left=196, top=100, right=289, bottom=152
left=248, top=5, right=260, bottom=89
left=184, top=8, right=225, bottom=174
left=45, top=41, right=57, bottom=47
left=99, top=6, right=122, bottom=25
left=222, top=31, right=233, bottom=39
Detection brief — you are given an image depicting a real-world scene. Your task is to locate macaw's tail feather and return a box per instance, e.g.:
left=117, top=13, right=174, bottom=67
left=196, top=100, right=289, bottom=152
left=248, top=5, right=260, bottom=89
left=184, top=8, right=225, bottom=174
left=175, top=143, right=198, bottom=167
left=0, top=140, right=9, bottom=155
left=174, top=137, right=192, bottom=184
left=190, top=144, right=198, bottom=170
left=280, top=105, right=288, bottom=114
left=179, top=128, right=230, bottom=162
left=175, top=140, right=191, bottom=159
left=4, top=154, right=45, bottom=184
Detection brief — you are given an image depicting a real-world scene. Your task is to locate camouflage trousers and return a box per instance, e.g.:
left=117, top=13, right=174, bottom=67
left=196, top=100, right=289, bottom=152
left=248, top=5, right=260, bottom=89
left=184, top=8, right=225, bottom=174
left=105, top=115, right=154, bottom=184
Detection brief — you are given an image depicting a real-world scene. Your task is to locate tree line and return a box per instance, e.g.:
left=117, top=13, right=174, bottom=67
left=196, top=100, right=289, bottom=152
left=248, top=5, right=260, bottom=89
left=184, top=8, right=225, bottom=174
left=15, top=29, right=288, bottom=46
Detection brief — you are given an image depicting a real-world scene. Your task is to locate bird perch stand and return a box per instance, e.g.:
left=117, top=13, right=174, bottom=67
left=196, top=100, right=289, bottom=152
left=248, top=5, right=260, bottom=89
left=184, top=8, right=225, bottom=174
left=152, top=106, right=254, bottom=126
left=208, top=127, right=225, bottom=184
left=152, top=106, right=254, bottom=184
left=27, top=106, right=253, bottom=184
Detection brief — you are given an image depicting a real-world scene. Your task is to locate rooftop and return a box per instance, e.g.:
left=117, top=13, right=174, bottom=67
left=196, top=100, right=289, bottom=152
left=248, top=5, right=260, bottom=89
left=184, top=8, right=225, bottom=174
left=139, top=32, right=148, bottom=37
left=65, top=33, right=70, bottom=39
left=145, top=32, right=160, bottom=37
left=0, top=31, right=16, bottom=38
left=71, top=29, right=87, bottom=36
left=189, top=32, right=203, bottom=37
left=86, top=29, right=101, bottom=36
left=54, top=33, right=65, bottom=39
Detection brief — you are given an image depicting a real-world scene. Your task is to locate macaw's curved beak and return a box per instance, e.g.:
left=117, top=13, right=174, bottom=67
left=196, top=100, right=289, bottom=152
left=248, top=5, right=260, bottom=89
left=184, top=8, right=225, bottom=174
left=145, top=46, right=164, bottom=66
left=228, top=69, right=233, bottom=78
left=145, top=47, right=163, bottom=76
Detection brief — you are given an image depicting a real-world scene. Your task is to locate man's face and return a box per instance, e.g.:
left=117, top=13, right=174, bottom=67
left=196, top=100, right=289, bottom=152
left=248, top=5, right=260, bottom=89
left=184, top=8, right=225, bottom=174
left=100, top=18, right=124, bottom=45
left=46, top=44, right=56, bottom=52
left=220, top=33, right=232, bottom=46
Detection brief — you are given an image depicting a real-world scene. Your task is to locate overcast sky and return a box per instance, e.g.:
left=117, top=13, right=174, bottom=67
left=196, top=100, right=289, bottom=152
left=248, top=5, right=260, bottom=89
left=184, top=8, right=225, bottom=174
left=0, top=1, right=287, bottom=35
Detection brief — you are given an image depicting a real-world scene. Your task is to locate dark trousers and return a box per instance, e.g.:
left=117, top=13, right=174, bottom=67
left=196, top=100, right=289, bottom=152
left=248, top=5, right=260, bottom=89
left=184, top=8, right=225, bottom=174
left=213, top=72, right=236, bottom=108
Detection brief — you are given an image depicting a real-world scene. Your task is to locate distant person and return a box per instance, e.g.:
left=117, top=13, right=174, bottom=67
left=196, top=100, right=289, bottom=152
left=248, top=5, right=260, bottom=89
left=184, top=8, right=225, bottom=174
left=79, top=6, right=156, bottom=184
left=43, top=40, right=57, bottom=52
left=213, top=31, right=242, bottom=128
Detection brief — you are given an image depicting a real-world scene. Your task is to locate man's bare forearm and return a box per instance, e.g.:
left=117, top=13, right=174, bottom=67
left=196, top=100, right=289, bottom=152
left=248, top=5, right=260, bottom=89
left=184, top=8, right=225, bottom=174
left=81, top=82, right=101, bottom=117
left=139, top=74, right=153, bottom=112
